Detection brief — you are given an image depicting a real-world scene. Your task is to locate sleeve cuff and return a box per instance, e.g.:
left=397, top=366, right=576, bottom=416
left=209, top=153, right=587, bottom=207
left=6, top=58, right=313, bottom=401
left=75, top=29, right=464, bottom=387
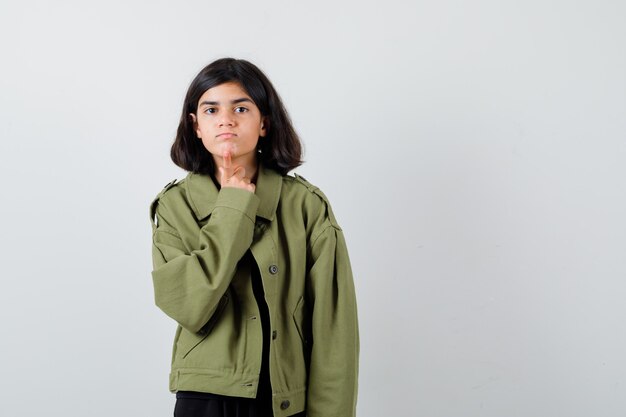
left=213, top=187, right=260, bottom=222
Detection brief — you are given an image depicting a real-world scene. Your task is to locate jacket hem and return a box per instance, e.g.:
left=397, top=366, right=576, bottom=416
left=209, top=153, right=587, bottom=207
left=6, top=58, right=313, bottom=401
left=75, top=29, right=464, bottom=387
left=169, top=368, right=306, bottom=417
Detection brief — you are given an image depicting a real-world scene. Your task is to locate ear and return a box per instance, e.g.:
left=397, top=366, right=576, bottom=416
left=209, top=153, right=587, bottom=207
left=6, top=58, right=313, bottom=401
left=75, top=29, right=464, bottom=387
left=259, top=117, right=269, bottom=137
left=189, top=113, right=201, bottom=138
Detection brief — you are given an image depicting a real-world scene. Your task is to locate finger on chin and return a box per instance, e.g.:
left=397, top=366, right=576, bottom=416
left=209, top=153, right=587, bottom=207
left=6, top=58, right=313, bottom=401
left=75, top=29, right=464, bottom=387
left=223, top=151, right=232, bottom=169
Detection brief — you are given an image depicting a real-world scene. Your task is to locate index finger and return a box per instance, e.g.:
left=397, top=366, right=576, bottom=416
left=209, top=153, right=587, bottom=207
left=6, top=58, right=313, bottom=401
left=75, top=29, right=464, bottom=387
left=223, top=150, right=232, bottom=170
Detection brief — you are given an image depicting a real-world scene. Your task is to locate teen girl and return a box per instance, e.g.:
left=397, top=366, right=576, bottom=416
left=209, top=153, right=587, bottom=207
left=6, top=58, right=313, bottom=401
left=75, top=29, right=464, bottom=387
left=150, top=58, right=359, bottom=417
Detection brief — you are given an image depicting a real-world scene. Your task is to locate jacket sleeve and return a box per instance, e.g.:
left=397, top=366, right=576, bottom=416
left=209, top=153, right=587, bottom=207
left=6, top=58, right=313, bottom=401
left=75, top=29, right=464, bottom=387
left=306, top=223, right=359, bottom=417
left=151, top=187, right=260, bottom=333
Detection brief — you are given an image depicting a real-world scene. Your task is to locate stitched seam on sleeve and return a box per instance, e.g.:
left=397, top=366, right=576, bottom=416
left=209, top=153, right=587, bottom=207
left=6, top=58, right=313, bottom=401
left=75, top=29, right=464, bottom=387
left=213, top=204, right=256, bottom=223
left=155, top=227, right=181, bottom=239
left=310, top=223, right=333, bottom=250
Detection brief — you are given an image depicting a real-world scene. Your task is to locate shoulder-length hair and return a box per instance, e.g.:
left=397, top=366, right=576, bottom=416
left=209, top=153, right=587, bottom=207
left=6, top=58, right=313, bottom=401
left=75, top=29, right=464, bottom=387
left=171, top=58, right=303, bottom=176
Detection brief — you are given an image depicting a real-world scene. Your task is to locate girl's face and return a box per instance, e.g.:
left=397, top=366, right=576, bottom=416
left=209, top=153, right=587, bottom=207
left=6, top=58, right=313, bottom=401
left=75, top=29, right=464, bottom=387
left=191, top=81, right=267, bottom=168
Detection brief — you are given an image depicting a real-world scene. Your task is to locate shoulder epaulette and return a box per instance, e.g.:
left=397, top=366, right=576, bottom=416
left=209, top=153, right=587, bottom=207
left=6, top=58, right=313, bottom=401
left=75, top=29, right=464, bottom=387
left=293, top=173, right=317, bottom=192
left=150, top=179, right=178, bottom=229
left=293, top=173, right=341, bottom=230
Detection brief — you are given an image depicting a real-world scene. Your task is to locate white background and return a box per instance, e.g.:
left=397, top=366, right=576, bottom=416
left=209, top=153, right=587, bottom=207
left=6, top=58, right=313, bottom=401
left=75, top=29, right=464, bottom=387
left=1, top=0, right=625, bottom=416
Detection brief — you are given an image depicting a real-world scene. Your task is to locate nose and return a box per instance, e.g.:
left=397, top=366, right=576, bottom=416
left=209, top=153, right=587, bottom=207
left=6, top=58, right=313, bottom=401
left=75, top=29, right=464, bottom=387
left=218, top=113, right=235, bottom=127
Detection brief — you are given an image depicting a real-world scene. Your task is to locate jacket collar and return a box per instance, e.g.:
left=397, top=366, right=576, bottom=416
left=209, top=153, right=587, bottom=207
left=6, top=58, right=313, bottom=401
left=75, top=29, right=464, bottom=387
left=185, top=165, right=283, bottom=222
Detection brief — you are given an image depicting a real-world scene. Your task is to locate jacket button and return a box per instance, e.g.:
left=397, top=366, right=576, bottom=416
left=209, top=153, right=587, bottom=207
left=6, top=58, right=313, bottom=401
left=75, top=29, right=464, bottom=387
left=269, top=265, right=278, bottom=274
left=280, top=400, right=290, bottom=410
left=272, top=330, right=277, bottom=340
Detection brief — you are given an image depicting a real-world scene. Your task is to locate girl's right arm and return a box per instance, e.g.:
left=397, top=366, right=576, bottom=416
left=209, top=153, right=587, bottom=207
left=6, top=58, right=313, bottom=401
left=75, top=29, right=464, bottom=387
left=150, top=186, right=260, bottom=333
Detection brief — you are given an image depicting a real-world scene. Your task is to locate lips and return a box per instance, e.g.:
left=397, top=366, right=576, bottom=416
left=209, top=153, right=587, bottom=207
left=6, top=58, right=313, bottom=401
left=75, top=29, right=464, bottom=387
left=217, top=133, right=237, bottom=139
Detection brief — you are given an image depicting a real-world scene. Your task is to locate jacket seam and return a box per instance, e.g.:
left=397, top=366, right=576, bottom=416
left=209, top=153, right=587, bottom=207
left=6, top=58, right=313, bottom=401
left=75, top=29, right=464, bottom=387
left=309, top=222, right=334, bottom=249
left=155, top=227, right=181, bottom=239
left=213, top=204, right=256, bottom=223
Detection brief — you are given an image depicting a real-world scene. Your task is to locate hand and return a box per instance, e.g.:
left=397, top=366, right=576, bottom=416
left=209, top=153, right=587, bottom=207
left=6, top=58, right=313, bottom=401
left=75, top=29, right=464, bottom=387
left=218, top=151, right=256, bottom=193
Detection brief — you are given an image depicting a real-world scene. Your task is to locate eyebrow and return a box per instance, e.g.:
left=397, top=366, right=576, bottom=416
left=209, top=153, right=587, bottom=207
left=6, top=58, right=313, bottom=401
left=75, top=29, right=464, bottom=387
left=198, top=98, right=254, bottom=107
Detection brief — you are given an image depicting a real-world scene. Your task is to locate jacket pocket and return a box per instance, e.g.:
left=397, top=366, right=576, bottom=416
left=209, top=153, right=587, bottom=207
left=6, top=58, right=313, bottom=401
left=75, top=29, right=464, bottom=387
left=292, top=296, right=311, bottom=347
left=180, top=294, right=230, bottom=359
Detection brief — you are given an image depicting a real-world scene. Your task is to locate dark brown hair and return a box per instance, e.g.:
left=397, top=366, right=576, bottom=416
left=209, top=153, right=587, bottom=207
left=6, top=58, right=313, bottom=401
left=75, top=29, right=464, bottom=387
left=171, top=58, right=303, bottom=175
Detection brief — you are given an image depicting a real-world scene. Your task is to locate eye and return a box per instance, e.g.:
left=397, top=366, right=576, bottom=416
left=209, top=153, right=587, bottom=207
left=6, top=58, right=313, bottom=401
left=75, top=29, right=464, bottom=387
left=234, top=106, right=249, bottom=113
left=203, top=107, right=217, bottom=114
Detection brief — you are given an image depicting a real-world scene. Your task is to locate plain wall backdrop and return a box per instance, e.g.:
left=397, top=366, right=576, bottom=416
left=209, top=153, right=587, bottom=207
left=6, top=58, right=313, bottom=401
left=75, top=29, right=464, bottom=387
left=1, top=0, right=625, bottom=416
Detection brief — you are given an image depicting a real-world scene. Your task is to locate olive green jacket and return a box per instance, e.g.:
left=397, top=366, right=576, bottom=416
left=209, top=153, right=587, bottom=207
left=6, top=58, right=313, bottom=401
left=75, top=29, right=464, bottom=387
left=150, top=166, right=359, bottom=417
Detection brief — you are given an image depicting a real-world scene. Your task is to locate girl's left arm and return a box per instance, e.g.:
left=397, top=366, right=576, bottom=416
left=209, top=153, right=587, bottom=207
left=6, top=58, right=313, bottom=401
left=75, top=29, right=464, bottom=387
left=306, top=223, right=359, bottom=417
